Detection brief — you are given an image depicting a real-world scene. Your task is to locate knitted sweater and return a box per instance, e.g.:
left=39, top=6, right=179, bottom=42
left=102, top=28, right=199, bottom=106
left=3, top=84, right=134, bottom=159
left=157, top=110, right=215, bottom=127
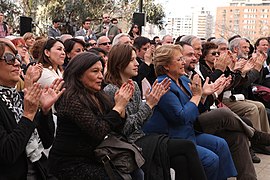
left=104, top=81, right=152, bottom=142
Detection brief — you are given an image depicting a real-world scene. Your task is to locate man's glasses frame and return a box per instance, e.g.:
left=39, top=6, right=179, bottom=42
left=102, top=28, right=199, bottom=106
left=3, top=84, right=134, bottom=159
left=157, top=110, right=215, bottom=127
left=99, top=42, right=112, bottom=46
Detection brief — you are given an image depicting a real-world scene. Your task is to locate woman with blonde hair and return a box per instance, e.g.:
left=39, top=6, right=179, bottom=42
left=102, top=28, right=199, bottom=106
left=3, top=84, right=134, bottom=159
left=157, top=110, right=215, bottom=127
left=143, top=44, right=237, bottom=180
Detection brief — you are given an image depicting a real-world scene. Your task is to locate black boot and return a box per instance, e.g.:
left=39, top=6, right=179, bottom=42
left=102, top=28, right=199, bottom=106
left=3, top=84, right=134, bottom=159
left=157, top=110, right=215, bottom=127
left=251, top=144, right=270, bottom=155
left=249, top=147, right=261, bottom=163
left=251, top=130, right=270, bottom=146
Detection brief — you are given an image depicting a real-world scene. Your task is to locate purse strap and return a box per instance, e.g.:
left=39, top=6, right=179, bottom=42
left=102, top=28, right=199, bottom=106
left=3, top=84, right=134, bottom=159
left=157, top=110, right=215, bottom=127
left=102, top=155, right=117, bottom=180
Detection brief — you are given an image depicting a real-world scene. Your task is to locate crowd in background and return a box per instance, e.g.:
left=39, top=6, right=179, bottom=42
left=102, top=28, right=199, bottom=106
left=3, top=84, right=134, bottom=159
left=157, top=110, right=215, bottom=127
left=2, top=10, right=270, bottom=180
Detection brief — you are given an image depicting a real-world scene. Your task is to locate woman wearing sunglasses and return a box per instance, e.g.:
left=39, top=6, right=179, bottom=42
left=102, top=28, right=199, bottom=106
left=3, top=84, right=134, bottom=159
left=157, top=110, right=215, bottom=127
left=0, top=38, right=64, bottom=180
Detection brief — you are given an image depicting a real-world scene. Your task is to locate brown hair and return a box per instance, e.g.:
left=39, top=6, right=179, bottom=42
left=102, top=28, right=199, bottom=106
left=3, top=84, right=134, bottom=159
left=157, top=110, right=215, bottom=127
left=29, top=38, right=47, bottom=60
left=23, top=32, right=35, bottom=41
left=153, top=44, right=182, bottom=76
left=0, top=43, right=5, bottom=57
left=105, top=44, right=136, bottom=87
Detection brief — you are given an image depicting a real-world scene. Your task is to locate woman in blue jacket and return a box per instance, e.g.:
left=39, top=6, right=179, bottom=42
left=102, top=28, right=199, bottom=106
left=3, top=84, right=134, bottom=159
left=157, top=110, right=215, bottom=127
left=143, top=44, right=237, bottom=180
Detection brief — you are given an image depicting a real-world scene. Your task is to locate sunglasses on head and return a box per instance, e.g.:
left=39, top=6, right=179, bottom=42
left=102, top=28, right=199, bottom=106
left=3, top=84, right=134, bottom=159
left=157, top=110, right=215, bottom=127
left=211, top=51, right=220, bottom=56
left=99, top=42, right=111, bottom=46
left=0, top=53, right=22, bottom=65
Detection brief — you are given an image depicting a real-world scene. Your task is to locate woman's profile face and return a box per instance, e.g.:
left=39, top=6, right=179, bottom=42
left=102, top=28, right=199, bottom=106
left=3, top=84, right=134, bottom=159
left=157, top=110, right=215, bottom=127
left=121, top=50, right=138, bottom=79
left=0, top=45, right=21, bottom=87
left=45, top=41, right=66, bottom=66
left=133, top=25, right=139, bottom=33
left=205, top=48, right=219, bottom=65
left=80, top=61, right=104, bottom=92
left=16, top=42, right=27, bottom=58
left=68, top=42, right=84, bottom=60
left=165, top=51, right=186, bottom=79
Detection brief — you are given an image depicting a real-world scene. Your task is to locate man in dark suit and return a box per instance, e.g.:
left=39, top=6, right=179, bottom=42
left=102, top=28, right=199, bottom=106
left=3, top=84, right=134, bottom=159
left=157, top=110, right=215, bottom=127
left=75, top=18, right=96, bottom=42
left=48, top=19, right=61, bottom=38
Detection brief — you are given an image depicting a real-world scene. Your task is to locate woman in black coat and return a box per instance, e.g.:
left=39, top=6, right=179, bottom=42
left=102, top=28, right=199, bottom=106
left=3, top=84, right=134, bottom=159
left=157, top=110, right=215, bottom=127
left=0, top=38, right=64, bottom=180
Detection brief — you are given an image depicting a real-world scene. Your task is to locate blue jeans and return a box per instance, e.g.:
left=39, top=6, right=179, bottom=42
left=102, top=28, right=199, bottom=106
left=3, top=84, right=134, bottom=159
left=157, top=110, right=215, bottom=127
left=196, top=133, right=237, bottom=180
left=131, top=168, right=144, bottom=180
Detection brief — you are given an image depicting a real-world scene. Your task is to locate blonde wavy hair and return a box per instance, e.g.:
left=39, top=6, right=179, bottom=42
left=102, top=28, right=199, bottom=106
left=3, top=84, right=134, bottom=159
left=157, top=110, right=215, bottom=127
left=153, top=44, right=182, bottom=76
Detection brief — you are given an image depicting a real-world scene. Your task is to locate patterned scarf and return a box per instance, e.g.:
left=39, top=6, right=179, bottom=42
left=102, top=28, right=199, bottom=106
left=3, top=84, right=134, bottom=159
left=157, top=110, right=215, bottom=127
left=0, top=86, right=44, bottom=162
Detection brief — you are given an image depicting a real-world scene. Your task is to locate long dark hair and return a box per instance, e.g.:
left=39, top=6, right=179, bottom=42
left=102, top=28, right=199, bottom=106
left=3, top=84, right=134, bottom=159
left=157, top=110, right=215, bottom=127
left=57, top=52, right=112, bottom=114
left=38, top=38, right=64, bottom=69
left=128, top=24, right=140, bottom=39
left=105, top=44, right=135, bottom=87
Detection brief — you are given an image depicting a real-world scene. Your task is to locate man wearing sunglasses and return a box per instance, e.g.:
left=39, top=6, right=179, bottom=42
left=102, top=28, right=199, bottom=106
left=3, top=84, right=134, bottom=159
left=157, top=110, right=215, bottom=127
left=97, top=36, right=112, bottom=53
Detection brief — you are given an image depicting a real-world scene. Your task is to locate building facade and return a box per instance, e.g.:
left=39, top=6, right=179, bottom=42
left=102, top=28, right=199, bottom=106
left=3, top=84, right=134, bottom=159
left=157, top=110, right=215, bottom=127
left=165, top=7, right=214, bottom=39
left=215, top=0, right=270, bottom=42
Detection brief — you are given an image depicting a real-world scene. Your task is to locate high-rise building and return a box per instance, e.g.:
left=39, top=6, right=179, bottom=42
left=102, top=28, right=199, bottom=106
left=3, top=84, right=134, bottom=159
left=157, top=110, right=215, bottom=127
left=166, top=15, right=193, bottom=38
left=192, top=7, right=214, bottom=39
left=215, top=0, right=270, bottom=42
left=165, top=7, right=214, bottom=39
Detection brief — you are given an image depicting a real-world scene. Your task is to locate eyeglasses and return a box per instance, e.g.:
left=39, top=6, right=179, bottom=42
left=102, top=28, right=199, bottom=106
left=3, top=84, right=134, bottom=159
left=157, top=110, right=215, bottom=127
left=180, top=57, right=186, bottom=61
left=17, top=45, right=27, bottom=49
left=99, top=42, right=111, bottom=46
left=142, top=47, right=148, bottom=51
left=89, top=43, right=97, bottom=46
left=0, top=53, right=22, bottom=65
left=211, top=51, right=220, bottom=56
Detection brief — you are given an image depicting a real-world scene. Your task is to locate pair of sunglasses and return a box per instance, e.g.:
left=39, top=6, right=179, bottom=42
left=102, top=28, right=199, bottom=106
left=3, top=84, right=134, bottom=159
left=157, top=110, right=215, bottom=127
left=0, top=53, right=22, bottom=65
left=99, top=42, right=111, bottom=46
left=211, top=52, right=221, bottom=56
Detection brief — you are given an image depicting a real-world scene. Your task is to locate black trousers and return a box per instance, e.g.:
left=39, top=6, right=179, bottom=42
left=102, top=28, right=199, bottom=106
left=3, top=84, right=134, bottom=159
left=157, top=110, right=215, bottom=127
left=167, top=139, right=207, bottom=180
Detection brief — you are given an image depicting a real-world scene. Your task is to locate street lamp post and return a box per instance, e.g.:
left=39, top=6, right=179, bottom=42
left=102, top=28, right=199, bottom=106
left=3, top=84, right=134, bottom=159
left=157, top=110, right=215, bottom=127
left=139, top=0, right=143, bottom=12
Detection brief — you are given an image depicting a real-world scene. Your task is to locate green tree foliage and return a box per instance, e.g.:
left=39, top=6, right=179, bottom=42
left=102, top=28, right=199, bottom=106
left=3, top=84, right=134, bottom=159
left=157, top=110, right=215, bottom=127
left=1, top=0, right=165, bottom=35
left=0, top=0, right=21, bottom=28
left=143, top=1, right=165, bottom=29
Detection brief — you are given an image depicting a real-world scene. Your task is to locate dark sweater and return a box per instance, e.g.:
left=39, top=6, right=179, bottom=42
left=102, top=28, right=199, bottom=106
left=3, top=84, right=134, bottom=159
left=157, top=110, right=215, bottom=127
left=0, top=99, right=55, bottom=180
left=48, top=93, right=125, bottom=179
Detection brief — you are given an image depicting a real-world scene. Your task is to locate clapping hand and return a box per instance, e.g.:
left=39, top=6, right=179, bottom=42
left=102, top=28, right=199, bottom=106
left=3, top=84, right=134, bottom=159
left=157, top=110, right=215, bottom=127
left=215, top=53, right=231, bottom=72
left=202, top=77, right=220, bottom=96
left=213, top=74, right=229, bottom=95
left=24, top=63, right=43, bottom=89
left=114, top=80, right=135, bottom=117
left=190, top=74, right=202, bottom=97
left=23, top=83, right=42, bottom=121
left=40, top=78, right=65, bottom=114
left=145, top=78, right=171, bottom=109
left=253, top=52, right=266, bottom=71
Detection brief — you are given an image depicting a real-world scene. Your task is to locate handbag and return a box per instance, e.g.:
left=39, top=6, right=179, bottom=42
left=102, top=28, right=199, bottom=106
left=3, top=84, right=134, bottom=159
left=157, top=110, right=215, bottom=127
left=94, top=132, right=145, bottom=180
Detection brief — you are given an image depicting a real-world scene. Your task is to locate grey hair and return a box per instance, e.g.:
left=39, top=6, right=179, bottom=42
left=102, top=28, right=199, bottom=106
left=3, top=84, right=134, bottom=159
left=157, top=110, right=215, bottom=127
left=228, top=37, right=246, bottom=52
left=162, top=34, right=172, bottom=40
left=112, top=33, right=130, bottom=46
left=180, top=35, right=198, bottom=46
left=211, top=38, right=228, bottom=46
